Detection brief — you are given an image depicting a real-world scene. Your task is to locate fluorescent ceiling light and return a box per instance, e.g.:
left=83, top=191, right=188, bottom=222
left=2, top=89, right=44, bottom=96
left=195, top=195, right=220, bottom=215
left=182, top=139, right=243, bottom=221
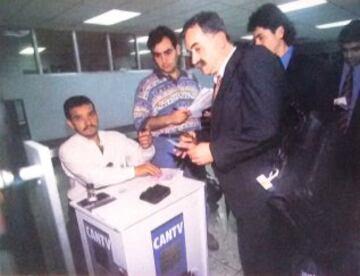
left=241, top=34, right=253, bottom=40
left=174, top=28, right=183, bottom=33
left=316, top=19, right=352, bottom=29
left=278, top=0, right=327, bottom=13
left=3, top=30, right=30, bottom=38
left=19, top=46, right=45, bottom=55
left=130, top=49, right=151, bottom=56
left=129, top=35, right=148, bottom=43
left=84, top=9, right=140, bottom=26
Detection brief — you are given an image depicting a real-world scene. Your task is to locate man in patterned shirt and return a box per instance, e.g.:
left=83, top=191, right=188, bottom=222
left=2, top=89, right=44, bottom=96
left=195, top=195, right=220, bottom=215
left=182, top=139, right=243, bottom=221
left=133, top=25, right=202, bottom=171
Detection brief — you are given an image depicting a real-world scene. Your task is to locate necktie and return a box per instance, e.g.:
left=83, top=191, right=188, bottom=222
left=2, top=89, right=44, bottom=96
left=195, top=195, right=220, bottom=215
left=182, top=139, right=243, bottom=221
left=341, top=67, right=353, bottom=106
left=337, top=67, right=354, bottom=133
left=212, top=75, right=222, bottom=103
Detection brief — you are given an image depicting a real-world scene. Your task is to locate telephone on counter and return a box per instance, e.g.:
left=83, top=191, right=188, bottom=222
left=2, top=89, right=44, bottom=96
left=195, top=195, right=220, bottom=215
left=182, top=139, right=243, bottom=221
left=77, top=183, right=115, bottom=211
left=139, top=184, right=170, bottom=204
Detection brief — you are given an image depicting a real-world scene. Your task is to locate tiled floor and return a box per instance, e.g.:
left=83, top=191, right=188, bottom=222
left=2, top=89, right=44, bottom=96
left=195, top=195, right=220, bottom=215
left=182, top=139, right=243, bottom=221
left=207, top=196, right=243, bottom=276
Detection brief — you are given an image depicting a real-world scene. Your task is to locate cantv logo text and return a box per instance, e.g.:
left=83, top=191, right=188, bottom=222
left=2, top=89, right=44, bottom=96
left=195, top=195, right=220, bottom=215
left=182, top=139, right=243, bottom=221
left=152, top=221, right=184, bottom=250
left=85, top=225, right=111, bottom=251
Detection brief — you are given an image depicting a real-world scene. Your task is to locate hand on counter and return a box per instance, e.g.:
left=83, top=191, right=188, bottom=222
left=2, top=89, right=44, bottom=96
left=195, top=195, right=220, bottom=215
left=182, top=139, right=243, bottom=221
left=135, top=163, right=161, bottom=177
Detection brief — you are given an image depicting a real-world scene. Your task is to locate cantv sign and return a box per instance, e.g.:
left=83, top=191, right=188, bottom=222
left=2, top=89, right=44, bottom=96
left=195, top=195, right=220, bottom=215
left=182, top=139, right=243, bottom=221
left=151, top=214, right=187, bottom=275
left=83, top=220, right=122, bottom=274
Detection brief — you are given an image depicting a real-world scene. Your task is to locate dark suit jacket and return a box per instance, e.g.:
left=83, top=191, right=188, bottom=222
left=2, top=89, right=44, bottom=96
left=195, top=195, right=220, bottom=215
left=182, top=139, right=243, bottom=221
left=280, top=48, right=338, bottom=184
left=337, top=65, right=360, bottom=184
left=286, top=47, right=336, bottom=119
left=208, top=44, right=287, bottom=218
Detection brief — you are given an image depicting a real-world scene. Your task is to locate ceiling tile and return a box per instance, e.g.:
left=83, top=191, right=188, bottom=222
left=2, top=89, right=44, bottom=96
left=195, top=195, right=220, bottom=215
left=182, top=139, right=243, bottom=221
left=0, top=0, right=359, bottom=42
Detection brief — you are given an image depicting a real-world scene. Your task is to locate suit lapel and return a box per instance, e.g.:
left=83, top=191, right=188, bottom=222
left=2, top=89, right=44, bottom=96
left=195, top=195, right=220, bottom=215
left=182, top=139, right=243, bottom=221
left=211, top=47, right=243, bottom=137
left=215, top=47, right=242, bottom=103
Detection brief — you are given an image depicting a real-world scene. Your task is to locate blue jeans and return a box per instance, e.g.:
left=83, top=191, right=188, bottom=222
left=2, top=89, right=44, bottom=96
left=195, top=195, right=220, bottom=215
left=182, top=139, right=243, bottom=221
left=152, top=136, right=181, bottom=168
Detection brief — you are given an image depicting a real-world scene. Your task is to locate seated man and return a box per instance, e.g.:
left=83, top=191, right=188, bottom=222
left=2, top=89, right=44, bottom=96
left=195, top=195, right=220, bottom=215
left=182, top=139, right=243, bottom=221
left=59, top=95, right=161, bottom=274
left=59, top=95, right=161, bottom=201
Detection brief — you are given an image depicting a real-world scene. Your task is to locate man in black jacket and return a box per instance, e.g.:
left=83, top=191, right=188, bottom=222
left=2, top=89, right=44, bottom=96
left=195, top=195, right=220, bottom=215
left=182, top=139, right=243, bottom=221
left=180, top=11, right=291, bottom=275
left=247, top=3, right=334, bottom=120
left=247, top=3, right=335, bottom=180
left=248, top=4, right=336, bottom=272
left=328, top=20, right=360, bottom=275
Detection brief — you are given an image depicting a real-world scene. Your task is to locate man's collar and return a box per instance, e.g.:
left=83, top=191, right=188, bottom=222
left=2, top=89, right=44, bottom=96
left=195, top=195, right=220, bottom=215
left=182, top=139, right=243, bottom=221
left=281, top=46, right=294, bottom=69
left=214, top=45, right=236, bottom=82
left=154, top=68, right=187, bottom=81
left=75, top=131, right=101, bottom=143
left=343, top=62, right=360, bottom=72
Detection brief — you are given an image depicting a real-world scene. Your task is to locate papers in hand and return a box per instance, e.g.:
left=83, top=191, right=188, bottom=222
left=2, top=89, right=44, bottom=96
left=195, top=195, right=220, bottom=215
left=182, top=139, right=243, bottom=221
left=188, top=87, right=213, bottom=118
left=167, top=138, right=191, bottom=150
left=167, top=138, right=180, bottom=148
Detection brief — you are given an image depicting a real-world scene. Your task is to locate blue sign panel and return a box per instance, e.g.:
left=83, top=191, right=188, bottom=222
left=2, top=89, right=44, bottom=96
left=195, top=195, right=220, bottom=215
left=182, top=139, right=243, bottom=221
left=151, top=213, right=187, bottom=275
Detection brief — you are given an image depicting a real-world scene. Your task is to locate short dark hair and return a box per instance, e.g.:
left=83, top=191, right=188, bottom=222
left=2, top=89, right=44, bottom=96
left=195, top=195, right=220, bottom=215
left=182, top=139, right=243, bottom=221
left=338, top=19, right=360, bottom=44
left=182, top=11, right=230, bottom=41
left=147, top=26, right=178, bottom=51
left=247, top=3, right=296, bottom=45
left=63, top=95, right=95, bottom=120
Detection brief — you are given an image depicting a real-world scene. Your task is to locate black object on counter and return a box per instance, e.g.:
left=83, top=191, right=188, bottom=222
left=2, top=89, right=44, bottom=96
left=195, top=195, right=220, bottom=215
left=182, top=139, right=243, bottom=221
left=139, top=184, right=171, bottom=204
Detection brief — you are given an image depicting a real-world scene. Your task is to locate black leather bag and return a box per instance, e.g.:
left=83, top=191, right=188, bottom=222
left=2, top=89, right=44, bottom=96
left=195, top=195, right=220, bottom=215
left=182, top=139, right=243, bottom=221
left=268, top=112, right=334, bottom=241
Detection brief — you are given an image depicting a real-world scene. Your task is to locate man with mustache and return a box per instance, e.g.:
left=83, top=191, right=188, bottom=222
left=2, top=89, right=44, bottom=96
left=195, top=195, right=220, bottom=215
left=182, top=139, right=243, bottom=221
left=133, top=25, right=220, bottom=251
left=59, top=95, right=160, bottom=201
left=180, top=12, right=292, bottom=275
left=59, top=95, right=160, bottom=274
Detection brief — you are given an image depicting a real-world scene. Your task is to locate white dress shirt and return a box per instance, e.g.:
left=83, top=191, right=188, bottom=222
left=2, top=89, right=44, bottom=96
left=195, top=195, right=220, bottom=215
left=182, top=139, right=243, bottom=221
left=59, top=130, right=155, bottom=200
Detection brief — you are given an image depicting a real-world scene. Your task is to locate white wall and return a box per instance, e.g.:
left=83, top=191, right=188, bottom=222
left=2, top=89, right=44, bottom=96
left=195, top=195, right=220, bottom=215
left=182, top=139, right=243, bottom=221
left=0, top=69, right=212, bottom=143
left=0, top=70, right=150, bottom=141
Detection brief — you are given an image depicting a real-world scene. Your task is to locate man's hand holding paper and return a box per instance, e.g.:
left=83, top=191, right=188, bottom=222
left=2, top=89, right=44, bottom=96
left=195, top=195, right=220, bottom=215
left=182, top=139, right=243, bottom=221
left=188, top=87, right=213, bottom=118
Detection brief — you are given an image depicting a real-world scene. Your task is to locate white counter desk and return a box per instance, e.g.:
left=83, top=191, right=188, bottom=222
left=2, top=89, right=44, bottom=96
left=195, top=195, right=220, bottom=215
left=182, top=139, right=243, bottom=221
left=70, top=169, right=208, bottom=276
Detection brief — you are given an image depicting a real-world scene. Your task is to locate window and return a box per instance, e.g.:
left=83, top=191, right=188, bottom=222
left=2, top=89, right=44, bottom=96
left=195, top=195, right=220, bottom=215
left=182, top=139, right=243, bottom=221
left=36, top=29, right=76, bottom=73
left=137, top=40, right=153, bottom=70
left=77, top=31, right=108, bottom=72
left=0, top=28, right=37, bottom=75
left=110, top=33, right=137, bottom=70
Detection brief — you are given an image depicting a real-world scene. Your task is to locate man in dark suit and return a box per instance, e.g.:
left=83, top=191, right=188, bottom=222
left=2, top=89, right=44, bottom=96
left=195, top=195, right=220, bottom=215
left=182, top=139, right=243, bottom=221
left=328, top=19, right=360, bottom=274
left=247, top=3, right=335, bottom=170
left=180, top=11, right=291, bottom=275
left=246, top=4, right=341, bottom=274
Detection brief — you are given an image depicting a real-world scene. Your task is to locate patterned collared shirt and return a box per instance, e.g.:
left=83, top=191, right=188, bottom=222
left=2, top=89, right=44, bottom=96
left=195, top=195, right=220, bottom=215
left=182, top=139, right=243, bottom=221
left=133, top=69, right=201, bottom=136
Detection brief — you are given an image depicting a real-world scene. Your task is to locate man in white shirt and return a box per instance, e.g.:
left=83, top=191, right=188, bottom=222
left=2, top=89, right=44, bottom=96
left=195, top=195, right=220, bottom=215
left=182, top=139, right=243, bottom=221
left=59, top=95, right=161, bottom=274
left=59, top=95, right=161, bottom=201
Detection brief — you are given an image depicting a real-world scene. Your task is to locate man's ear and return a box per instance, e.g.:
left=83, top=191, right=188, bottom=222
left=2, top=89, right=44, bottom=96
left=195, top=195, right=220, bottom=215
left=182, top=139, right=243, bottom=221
left=66, top=119, right=75, bottom=130
left=215, top=32, right=227, bottom=48
left=275, top=26, right=285, bottom=40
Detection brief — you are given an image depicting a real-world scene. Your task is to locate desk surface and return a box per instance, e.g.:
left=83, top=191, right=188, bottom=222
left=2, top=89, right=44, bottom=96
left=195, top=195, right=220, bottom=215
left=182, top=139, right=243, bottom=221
left=70, top=169, right=204, bottom=231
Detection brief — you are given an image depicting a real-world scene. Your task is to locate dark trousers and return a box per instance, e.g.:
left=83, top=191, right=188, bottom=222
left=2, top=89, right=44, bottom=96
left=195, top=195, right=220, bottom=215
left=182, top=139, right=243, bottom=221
left=236, top=206, right=295, bottom=276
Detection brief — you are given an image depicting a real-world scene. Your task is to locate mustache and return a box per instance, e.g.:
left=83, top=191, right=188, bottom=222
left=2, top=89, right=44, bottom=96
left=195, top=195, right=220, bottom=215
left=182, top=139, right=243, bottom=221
left=83, top=124, right=96, bottom=131
left=195, top=60, right=206, bottom=69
